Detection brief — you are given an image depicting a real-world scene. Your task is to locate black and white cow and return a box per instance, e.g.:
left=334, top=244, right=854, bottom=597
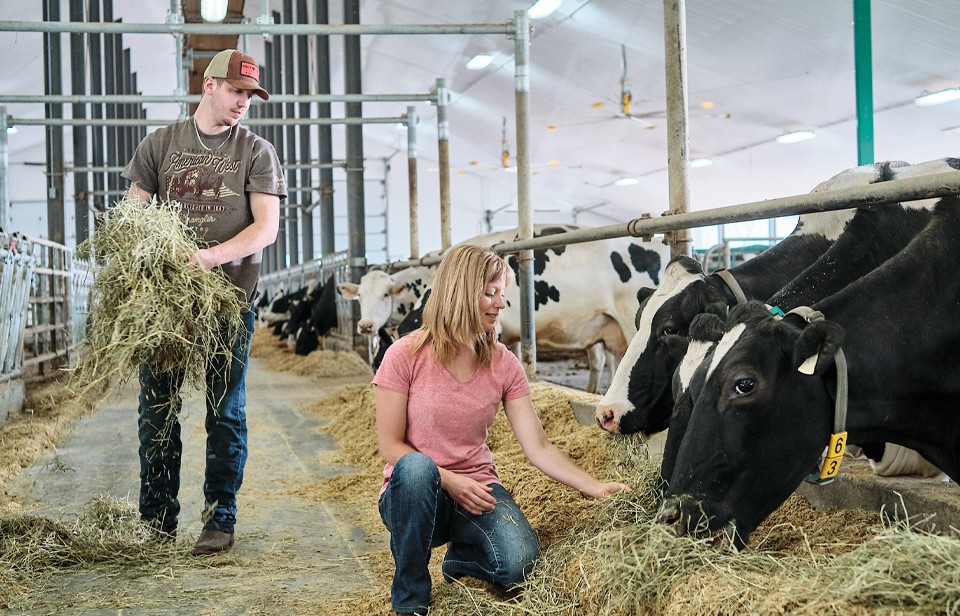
left=594, top=159, right=945, bottom=435
left=288, top=274, right=340, bottom=356
left=345, top=225, right=671, bottom=393
left=657, top=195, right=960, bottom=548
left=257, top=282, right=313, bottom=337
left=337, top=265, right=435, bottom=336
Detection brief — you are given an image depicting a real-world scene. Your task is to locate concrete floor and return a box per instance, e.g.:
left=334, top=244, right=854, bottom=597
left=8, top=359, right=384, bottom=615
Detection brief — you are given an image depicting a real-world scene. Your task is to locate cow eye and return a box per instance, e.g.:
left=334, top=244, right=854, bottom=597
left=662, top=326, right=680, bottom=337
left=733, top=378, right=756, bottom=397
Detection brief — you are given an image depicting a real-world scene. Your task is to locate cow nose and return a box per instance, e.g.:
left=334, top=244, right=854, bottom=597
left=595, top=405, right=619, bottom=433
left=357, top=320, right=375, bottom=335
left=656, top=499, right=682, bottom=526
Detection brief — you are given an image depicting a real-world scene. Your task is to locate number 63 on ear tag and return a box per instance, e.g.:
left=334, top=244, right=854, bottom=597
left=818, top=431, right=847, bottom=481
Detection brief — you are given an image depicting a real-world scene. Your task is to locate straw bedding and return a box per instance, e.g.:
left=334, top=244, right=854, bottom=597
left=3, top=322, right=960, bottom=613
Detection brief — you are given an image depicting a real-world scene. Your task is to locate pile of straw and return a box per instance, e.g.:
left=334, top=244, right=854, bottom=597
left=288, top=366, right=960, bottom=615
left=0, top=495, right=193, bottom=610
left=69, top=193, right=247, bottom=401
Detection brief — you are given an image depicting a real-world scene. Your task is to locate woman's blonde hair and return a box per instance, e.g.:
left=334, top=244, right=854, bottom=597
left=412, top=244, right=513, bottom=366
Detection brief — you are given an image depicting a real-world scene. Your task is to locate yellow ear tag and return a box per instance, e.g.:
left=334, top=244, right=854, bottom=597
left=818, top=431, right=847, bottom=480
left=798, top=353, right=818, bottom=375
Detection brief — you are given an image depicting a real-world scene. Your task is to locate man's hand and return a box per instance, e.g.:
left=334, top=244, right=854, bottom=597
left=190, top=248, right=216, bottom=271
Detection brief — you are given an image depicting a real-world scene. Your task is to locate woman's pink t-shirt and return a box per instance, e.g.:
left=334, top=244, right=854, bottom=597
left=373, top=333, right=530, bottom=495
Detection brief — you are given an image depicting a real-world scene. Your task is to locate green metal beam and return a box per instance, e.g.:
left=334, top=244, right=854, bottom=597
left=853, top=0, right=874, bottom=165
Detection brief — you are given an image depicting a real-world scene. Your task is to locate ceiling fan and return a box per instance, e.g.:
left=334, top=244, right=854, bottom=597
left=460, top=116, right=570, bottom=176
left=548, top=45, right=730, bottom=132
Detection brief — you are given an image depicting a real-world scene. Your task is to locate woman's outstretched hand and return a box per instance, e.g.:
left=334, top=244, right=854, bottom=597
left=582, top=481, right=632, bottom=500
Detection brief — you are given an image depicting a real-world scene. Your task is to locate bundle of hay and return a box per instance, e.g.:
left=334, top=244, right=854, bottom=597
left=69, top=193, right=247, bottom=403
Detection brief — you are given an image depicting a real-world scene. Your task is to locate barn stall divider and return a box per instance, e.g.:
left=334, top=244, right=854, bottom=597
left=0, top=231, right=90, bottom=420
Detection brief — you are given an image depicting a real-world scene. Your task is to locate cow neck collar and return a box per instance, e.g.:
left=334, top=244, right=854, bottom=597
left=713, top=269, right=748, bottom=306
left=779, top=305, right=850, bottom=485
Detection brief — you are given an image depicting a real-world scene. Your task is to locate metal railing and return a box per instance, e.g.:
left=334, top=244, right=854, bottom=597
left=258, top=250, right=358, bottom=355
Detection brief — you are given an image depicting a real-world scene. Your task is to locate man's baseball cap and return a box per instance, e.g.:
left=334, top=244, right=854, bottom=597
left=204, top=49, right=269, bottom=100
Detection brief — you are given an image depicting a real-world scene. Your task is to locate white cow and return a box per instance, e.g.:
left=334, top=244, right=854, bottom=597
left=338, top=265, right=435, bottom=336
left=341, top=225, right=672, bottom=393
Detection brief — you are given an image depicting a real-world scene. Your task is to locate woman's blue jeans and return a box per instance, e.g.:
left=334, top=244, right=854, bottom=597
left=378, top=452, right=540, bottom=614
left=137, top=308, right=254, bottom=535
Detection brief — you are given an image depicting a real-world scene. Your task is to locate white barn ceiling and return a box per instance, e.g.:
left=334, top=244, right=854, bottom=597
left=2, top=0, right=959, bottom=261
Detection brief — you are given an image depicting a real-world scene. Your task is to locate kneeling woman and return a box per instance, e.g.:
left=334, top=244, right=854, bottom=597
left=374, top=244, right=630, bottom=616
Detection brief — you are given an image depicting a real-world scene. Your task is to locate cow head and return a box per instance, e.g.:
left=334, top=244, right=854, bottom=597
left=659, top=312, right=726, bottom=490
left=337, top=266, right=427, bottom=335
left=595, top=256, right=727, bottom=435
left=657, top=302, right=844, bottom=549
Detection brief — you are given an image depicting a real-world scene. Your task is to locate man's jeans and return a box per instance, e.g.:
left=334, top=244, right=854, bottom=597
left=378, top=452, right=540, bottom=614
left=137, top=308, right=255, bottom=535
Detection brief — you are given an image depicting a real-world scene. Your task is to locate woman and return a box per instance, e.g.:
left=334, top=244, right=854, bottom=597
left=374, top=244, right=630, bottom=616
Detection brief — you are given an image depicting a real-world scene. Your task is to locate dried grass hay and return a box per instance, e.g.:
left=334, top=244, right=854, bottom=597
left=69, top=192, right=247, bottom=402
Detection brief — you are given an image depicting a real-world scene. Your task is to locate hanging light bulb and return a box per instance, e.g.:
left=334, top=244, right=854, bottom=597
left=200, top=0, right=229, bottom=23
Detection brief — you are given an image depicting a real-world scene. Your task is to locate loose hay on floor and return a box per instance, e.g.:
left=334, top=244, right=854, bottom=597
left=0, top=495, right=207, bottom=611
left=69, top=192, right=248, bottom=404
left=272, top=339, right=960, bottom=615
left=249, top=326, right=373, bottom=379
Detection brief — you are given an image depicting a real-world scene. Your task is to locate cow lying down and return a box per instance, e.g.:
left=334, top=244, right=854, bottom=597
left=657, top=195, right=960, bottom=549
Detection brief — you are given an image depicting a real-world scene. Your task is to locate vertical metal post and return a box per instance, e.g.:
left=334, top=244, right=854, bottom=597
left=296, top=0, right=313, bottom=260
left=70, top=0, right=89, bottom=245
left=435, top=77, right=451, bottom=250
left=169, top=0, right=187, bottom=120
left=88, top=0, right=105, bottom=214
left=282, top=0, right=299, bottom=266
left=344, top=0, right=366, bottom=287
left=269, top=27, right=288, bottom=268
left=43, top=0, right=65, bottom=245
left=314, top=0, right=335, bottom=257
left=406, top=106, right=419, bottom=260
left=513, top=10, right=536, bottom=378
left=0, top=108, right=8, bottom=230
left=103, top=2, right=119, bottom=202
left=663, top=0, right=692, bottom=258
left=853, top=0, right=874, bottom=165
left=262, top=41, right=278, bottom=273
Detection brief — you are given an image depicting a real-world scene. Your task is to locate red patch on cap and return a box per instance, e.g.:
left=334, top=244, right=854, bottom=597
left=239, top=61, right=259, bottom=82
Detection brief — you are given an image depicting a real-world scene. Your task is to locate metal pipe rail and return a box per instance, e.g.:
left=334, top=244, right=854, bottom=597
left=7, top=116, right=407, bottom=127
left=378, top=170, right=960, bottom=270
left=0, top=20, right=513, bottom=36
left=501, top=169, right=960, bottom=253
left=0, top=93, right=435, bottom=104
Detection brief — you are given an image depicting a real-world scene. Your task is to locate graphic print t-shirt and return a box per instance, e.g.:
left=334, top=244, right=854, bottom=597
left=122, top=119, right=286, bottom=303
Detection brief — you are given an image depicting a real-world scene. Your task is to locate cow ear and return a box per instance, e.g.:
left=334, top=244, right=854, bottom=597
left=337, top=283, right=359, bottom=300
left=636, top=287, right=656, bottom=305
left=704, top=300, right=727, bottom=318
left=389, top=282, right=408, bottom=297
left=793, top=321, right=845, bottom=375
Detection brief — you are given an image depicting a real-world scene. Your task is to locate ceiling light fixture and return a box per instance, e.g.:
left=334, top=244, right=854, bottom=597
left=5, top=126, right=17, bottom=135
left=200, top=0, right=229, bottom=23
left=613, top=177, right=640, bottom=187
left=690, top=157, right=712, bottom=168
left=914, top=88, right=960, bottom=107
left=528, top=0, right=562, bottom=19
left=775, top=130, right=816, bottom=144
left=466, top=53, right=494, bottom=70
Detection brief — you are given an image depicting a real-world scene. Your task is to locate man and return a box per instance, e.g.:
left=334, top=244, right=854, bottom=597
left=122, top=48, right=285, bottom=556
